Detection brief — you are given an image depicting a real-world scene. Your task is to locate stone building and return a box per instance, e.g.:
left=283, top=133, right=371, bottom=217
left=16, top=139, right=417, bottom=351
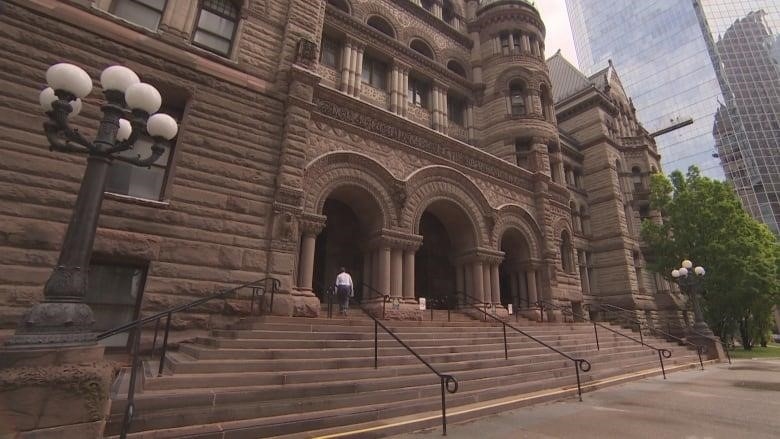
left=0, top=0, right=681, bottom=342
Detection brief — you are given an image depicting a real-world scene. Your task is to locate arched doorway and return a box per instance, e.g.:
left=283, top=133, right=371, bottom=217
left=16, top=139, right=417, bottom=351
left=312, top=186, right=383, bottom=301
left=415, top=200, right=476, bottom=307
left=498, top=228, right=533, bottom=310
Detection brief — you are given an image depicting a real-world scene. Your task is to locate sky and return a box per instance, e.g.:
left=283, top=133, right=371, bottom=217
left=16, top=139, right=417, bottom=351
left=534, top=0, right=579, bottom=64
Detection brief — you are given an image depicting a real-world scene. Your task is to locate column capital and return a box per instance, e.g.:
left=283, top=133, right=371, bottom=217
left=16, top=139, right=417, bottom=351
left=298, top=213, right=326, bottom=235
left=367, top=229, right=423, bottom=251
left=454, top=248, right=504, bottom=265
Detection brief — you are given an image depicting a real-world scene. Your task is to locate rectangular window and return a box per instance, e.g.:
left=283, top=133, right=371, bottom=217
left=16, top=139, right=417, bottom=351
left=408, top=78, right=429, bottom=109
left=111, top=0, right=166, bottom=31
left=447, top=95, right=465, bottom=125
left=106, top=103, right=183, bottom=201
left=361, top=56, right=388, bottom=90
left=87, top=263, right=146, bottom=347
left=500, top=33, right=510, bottom=55
left=320, top=37, right=341, bottom=69
left=192, top=0, right=239, bottom=56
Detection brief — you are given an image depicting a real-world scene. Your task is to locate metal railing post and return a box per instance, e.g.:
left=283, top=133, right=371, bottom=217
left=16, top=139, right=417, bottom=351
left=151, top=318, right=161, bottom=354
left=440, top=377, right=448, bottom=436
left=503, top=324, right=508, bottom=360
left=374, top=320, right=378, bottom=369
left=120, top=325, right=142, bottom=439
left=658, top=350, right=667, bottom=379
left=574, top=361, right=583, bottom=402
left=593, top=322, right=600, bottom=350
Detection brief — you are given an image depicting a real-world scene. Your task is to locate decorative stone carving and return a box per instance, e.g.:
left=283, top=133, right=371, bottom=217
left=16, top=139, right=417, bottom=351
left=296, top=38, right=318, bottom=67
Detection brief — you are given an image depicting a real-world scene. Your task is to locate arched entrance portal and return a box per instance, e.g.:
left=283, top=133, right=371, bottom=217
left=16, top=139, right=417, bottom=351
left=415, top=200, right=476, bottom=307
left=312, top=186, right=383, bottom=300
left=498, top=228, right=538, bottom=311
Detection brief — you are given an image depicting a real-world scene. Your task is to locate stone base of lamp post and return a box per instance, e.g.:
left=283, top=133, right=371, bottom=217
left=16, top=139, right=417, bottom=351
left=3, top=301, right=97, bottom=348
left=686, top=331, right=727, bottom=362
left=521, top=307, right=542, bottom=322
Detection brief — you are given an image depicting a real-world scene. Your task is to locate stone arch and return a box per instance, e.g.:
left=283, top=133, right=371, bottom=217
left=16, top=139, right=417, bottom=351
left=494, top=204, right=543, bottom=259
left=304, top=152, right=399, bottom=228
left=402, top=166, right=491, bottom=246
left=495, top=66, right=535, bottom=93
left=326, top=0, right=351, bottom=14
left=409, top=37, right=436, bottom=61
left=366, top=14, right=397, bottom=38
left=552, top=217, right=573, bottom=244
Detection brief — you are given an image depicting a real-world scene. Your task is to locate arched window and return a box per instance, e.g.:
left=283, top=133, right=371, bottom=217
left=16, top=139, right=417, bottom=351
left=447, top=60, right=467, bottom=78
left=327, top=0, right=350, bottom=13
left=410, top=39, right=434, bottom=59
left=367, top=16, right=394, bottom=38
left=193, top=0, right=240, bottom=56
left=632, top=166, right=643, bottom=190
left=508, top=79, right=526, bottom=116
left=560, top=231, right=574, bottom=273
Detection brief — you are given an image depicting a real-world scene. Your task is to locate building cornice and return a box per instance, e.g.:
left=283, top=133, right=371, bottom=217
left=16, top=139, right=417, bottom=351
left=385, top=0, right=473, bottom=48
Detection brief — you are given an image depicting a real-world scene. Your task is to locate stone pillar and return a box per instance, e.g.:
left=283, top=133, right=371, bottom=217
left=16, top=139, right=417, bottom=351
left=347, top=44, right=359, bottom=95
left=402, top=249, right=415, bottom=299
left=491, top=263, right=501, bottom=304
left=432, top=1, right=442, bottom=18
left=482, top=264, right=491, bottom=303
left=431, top=85, right=441, bottom=130
left=508, top=32, right=515, bottom=53
left=466, top=103, right=475, bottom=143
left=530, top=139, right=552, bottom=177
left=464, top=264, right=473, bottom=297
left=340, top=40, right=352, bottom=93
left=471, top=261, right=484, bottom=302
left=440, top=91, right=448, bottom=132
left=527, top=269, right=538, bottom=304
left=518, top=271, right=529, bottom=306
left=353, top=46, right=365, bottom=97
left=521, top=34, right=531, bottom=52
left=378, top=246, right=391, bottom=296
left=401, top=69, right=409, bottom=117
left=390, top=248, right=403, bottom=298
left=390, top=64, right=400, bottom=113
left=510, top=271, right=519, bottom=307
left=297, top=233, right=317, bottom=291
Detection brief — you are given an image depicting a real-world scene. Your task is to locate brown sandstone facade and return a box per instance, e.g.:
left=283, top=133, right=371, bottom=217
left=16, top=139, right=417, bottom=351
left=0, top=0, right=683, bottom=341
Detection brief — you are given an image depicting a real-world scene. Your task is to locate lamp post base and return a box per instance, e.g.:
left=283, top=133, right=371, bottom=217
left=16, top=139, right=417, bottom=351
left=3, top=301, right=97, bottom=349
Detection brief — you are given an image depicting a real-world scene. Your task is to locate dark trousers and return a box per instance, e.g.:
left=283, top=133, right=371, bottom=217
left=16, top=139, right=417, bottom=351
left=336, top=285, right=351, bottom=313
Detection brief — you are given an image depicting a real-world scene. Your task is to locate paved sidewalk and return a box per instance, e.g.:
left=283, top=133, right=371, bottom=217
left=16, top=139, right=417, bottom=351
left=388, top=359, right=780, bottom=439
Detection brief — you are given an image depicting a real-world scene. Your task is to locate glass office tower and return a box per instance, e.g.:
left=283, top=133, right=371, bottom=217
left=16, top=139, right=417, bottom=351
left=566, top=0, right=780, bottom=233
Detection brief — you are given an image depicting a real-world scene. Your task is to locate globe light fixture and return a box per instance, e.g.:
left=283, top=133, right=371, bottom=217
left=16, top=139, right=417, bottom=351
left=6, top=63, right=178, bottom=347
left=670, top=259, right=711, bottom=335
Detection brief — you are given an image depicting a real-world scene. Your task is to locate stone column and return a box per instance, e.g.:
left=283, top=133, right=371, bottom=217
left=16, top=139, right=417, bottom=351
left=441, top=90, right=448, bottom=132
left=347, top=44, right=359, bottom=95
left=432, top=1, right=442, bottom=18
left=508, top=32, right=515, bottom=53
left=340, top=40, right=352, bottom=93
left=527, top=269, right=538, bottom=304
left=519, top=270, right=529, bottom=306
left=378, top=246, right=391, bottom=296
left=466, top=103, right=475, bottom=143
left=471, top=261, right=484, bottom=302
left=390, top=64, right=400, bottom=113
left=530, top=138, right=552, bottom=177
left=455, top=264, right=465, bottom=293
left=464, top=263, right=473, bottom=297
left=401, top=69, right=409, bottom=117
left=353, top=46, right=365, bottom=97
left=390, top=248, right=403, bottom=298
left=297, top=233, right=318, bottom=291
left=491, top=264, right=501, bottom=304
left=510, top=271, right=519, bottom=308
left=431, top=85, right=441, bottom=130
left=402, top=249, right=415, bottom=299
left=482, top=264, right=491, bottom=303
left=521, top=34, right=531, bottom=52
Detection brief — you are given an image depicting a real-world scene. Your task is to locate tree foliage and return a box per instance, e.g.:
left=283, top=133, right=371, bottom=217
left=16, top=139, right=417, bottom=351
left=641, top=166, right=779, bottom=349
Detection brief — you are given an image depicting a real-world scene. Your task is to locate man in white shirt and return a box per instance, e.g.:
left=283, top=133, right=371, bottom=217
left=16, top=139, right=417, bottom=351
left=335, top=267, right=354, bottom=316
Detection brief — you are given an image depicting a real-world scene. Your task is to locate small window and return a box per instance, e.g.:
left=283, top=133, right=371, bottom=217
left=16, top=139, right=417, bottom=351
left=515, top=138, right=531, bottom=167
left=320, top=37, right=341, bottom=68
left=447, top=94, right=466, bottom=125
left=106, top=101, right=183, bottom=200
left=361, top=55, right=388, bottom=90
left=193, top=0, right=239, bottom=56
left=408, top=77, right=430, bottom=109
left=509, top=80, right=526, bottom=116
left=632, top=166, right=643, bottom=190
left=87, top=263, right=146, bottom=347
left=111, top=0, right=166, bottom=31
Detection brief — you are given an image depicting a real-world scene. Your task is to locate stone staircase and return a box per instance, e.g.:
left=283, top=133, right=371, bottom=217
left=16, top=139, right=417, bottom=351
left=106, top=311, right=705, bottom=438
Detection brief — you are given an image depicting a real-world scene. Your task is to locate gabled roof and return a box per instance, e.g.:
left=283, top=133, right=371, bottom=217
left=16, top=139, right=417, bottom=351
left=546, top=50, right=592, bottom=103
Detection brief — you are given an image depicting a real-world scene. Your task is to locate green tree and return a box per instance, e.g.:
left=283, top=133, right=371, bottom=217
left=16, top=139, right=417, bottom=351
left=641, top=166, right=779, bottom=349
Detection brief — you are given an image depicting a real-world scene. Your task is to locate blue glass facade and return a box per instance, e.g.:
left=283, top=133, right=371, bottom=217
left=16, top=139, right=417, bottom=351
left=566, top=0, right=780, bottom=232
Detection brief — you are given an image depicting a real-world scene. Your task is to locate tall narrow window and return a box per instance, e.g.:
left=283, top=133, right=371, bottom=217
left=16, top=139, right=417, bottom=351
left=515, top=138, right=531, bottom=167
left=193, top=0, right=239, bottom=56
left=443, top=0, right=456, bottom=26
left=111, top=0, right=166, bottom=30
left=560, top=231, right=574, bottom=273
left=361, top=55, right=388, bottom=90
left=509, top=80, right=526, bottom=116
left=320, top=37, right=341, bottom=68
left=512, top=31, right=522, bottom=52
left=106, top=99, right=184, bottom=201
left=632, top=166, right=643, bottom=190
left=500, top=33, right=510, bottom=54
left=408, top=77, right=430, bottom=108
left=447, top=94, right=466, bottom=125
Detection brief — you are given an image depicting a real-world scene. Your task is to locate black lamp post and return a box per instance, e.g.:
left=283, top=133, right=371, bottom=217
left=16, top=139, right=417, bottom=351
left=5, top=63, right=178, bottom=348
left=671, top=259, right=713, bottom=335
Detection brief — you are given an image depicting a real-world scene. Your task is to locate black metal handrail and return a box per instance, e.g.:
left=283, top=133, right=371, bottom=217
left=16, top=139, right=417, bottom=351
left=355, top=282, right=391, bottom=319
left=640, top=310, right=732, bottom=365
left=97, top=277, right=280, bottom=439
left=457, top=292, right=591, bottom=401
left=591, top=303, right=705, bottom=370
left=352, top=287, right=458, bottom=436
left=537, top=299, right=673, bottom=379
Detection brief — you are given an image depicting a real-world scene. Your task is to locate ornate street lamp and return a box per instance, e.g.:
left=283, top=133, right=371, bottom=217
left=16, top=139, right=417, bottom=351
left=5, top=63, right=178, bottom=348
left=671, top=259, right=713, bottom=335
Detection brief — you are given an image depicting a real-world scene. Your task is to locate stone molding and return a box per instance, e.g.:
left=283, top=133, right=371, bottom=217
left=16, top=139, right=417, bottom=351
left=366, top=229, right=424, bottom=251
left=298, top=213, right=327, bottom=236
